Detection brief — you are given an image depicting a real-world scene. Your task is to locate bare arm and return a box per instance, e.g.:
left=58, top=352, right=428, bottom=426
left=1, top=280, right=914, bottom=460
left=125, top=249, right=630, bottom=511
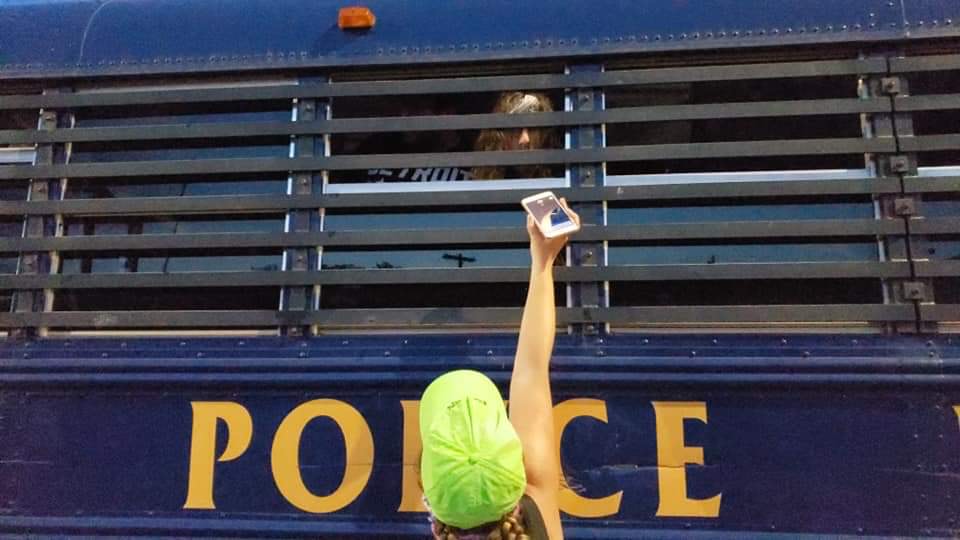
left=509, top=201, right=578, bottom=539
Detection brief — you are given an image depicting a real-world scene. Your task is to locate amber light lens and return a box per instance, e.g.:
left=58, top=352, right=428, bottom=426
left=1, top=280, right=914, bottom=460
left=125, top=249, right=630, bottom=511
left=338, top=6, right=376, bottom=29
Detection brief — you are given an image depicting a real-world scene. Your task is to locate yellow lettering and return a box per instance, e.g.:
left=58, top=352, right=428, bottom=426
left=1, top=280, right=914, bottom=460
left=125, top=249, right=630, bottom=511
left=271, top=399, right=374, bottom=513
left=954, top=405, right=960, bottom=430
left=652, top=401, right=721, bottom=518
left=553, top=399, right=623, bottom=517
left=183, top=401, right=253, bottom=509
left=398, top=400, right=427, bottom=512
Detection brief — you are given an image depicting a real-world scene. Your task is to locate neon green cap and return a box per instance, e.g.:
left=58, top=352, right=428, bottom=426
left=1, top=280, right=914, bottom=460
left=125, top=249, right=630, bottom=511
left=419, top=370, right=526, bottom=529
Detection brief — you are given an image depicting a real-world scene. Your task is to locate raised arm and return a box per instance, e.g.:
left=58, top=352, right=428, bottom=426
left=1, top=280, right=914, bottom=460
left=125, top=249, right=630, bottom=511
left=509, top=201, right=578, bottom=539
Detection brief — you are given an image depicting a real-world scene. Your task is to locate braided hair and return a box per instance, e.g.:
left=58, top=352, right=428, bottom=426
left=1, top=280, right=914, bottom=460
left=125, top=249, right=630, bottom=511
left=433, top=512, right=530, bottom=540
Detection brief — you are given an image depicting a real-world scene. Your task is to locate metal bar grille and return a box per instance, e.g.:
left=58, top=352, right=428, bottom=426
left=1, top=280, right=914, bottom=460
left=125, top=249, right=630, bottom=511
left=0, top=97, right=895, bottom=146
left=0, top=138, right=894, bottom=180
left=0, top=57, right=886, bottom=110
left=0, top=262, right=914, bottom=290
left=0, top=178, right=914, bottom=216
left=0, top=304, right=919, bottom=328
left=1, top=49, right=955, bottom=332
left=0, top=219, right=907, bottom=252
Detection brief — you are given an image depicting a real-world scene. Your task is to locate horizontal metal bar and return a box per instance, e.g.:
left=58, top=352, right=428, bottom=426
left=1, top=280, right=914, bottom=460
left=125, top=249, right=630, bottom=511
left=902, top=176, right=960, bottom=194
left=0, top=97, right=886, bottom=145
left=0, top=262, right=909, bottom=290
left=910, top=218, right=960, bottom=235
left=920, top=304, right=959, bottom=322
left=898, top=134, right=960, bottom=153
left=6, top=352, right=954, bottom=373
left=0, top=303, right=918, bottom=328
left=5, top=372, right=960, bottom=389
left=0, top=219, right=906, bottom=251
left=888, top=54, right=960, bottom=74
left=0, top=58, right=886, bottom=110
left=914, top=260, right=960, bottom=278
left=894, top=93, right=960, bottom=112
left=598, top=305, right=917, bottom=324
left=0, top=228, right=525, bottom=251
left=0, top=138, right=895, bottom=180
left=597, top=219, right=905, bottom=241
left=0, top=178, right=904, bottom=217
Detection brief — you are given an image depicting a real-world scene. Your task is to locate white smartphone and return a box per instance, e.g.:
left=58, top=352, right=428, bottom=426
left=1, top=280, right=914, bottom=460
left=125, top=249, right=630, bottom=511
left=521, top=191, right=580, bottom=238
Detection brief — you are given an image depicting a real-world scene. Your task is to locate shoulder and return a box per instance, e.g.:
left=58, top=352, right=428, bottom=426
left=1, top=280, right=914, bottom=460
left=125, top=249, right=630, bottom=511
left=524, top=485, right=564, bottom=540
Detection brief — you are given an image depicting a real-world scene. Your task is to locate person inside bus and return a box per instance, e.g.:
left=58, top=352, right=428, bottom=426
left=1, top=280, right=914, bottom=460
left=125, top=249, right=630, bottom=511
left=418, top=200, right=577, bottom=540
left=471, top=91, right=560, bottom=180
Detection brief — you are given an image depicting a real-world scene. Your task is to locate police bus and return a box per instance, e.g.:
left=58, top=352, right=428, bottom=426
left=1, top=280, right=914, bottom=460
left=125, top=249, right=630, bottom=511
left=1, top=0, right=958, bottom=538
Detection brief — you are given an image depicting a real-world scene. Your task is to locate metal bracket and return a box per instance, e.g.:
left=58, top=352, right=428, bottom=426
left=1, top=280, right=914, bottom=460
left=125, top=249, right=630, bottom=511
left=880, top=76, right=902, bottom=96
left=901, top=281, right=927, bottom=302
left=887, top=154, right=911, bottom=175
left=893, top=197, right=917, bottom=217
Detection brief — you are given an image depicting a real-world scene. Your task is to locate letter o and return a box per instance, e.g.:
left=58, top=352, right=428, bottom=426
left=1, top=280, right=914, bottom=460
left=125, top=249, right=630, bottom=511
left=271, top=399, right=374, bottom=513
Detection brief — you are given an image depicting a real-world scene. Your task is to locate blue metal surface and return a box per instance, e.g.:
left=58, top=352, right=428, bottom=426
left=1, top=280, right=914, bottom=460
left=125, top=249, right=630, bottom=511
left=1, top=334, right=958, bottom=538
left=0, top=0, right=958, bottom=80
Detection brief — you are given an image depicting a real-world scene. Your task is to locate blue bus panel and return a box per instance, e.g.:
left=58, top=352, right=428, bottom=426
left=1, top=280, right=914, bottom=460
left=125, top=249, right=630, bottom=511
left=1, top=335, right=958, bottom=538
left=2, top=0, right=960, bottom=79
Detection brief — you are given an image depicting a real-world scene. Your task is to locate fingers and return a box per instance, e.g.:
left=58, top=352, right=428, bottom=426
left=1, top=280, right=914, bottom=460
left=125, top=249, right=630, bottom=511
left=558, top=197, right=581, bottom=227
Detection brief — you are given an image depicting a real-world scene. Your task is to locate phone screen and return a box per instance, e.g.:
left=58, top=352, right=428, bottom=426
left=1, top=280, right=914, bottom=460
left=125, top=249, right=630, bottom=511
left=528, top=195, right=572, bottom=232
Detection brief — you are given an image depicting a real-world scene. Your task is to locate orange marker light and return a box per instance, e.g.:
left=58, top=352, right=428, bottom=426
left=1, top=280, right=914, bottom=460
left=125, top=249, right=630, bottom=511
left=338, top=6, right=376, bottom=30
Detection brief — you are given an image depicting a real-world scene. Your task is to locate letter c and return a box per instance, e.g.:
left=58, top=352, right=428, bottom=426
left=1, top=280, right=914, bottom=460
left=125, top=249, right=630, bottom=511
left=553, top=398, right=623, bottom=517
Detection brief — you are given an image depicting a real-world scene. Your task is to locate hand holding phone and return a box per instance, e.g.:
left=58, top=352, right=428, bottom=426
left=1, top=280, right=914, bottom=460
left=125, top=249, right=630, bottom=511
left=521, top=191, right=580, bottom=238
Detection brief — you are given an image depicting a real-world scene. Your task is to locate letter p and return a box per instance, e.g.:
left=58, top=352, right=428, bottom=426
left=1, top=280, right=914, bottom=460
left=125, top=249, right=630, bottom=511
left=183, top=401, right=253, bottom=509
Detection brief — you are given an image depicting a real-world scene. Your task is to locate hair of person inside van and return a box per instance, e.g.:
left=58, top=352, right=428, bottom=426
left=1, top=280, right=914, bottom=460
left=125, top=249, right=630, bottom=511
left=471, top=91, right=560, bottom=180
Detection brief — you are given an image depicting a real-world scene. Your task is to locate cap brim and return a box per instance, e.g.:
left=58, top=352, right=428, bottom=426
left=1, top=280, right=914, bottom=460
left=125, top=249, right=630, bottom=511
left=420, top=370, right=506, bottom=440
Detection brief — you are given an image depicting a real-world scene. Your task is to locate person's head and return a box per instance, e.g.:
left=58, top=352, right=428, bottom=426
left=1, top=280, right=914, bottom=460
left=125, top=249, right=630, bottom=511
left=472, top=92, right=558, bottom=180
left=419, top=370, right=530, bottom=539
